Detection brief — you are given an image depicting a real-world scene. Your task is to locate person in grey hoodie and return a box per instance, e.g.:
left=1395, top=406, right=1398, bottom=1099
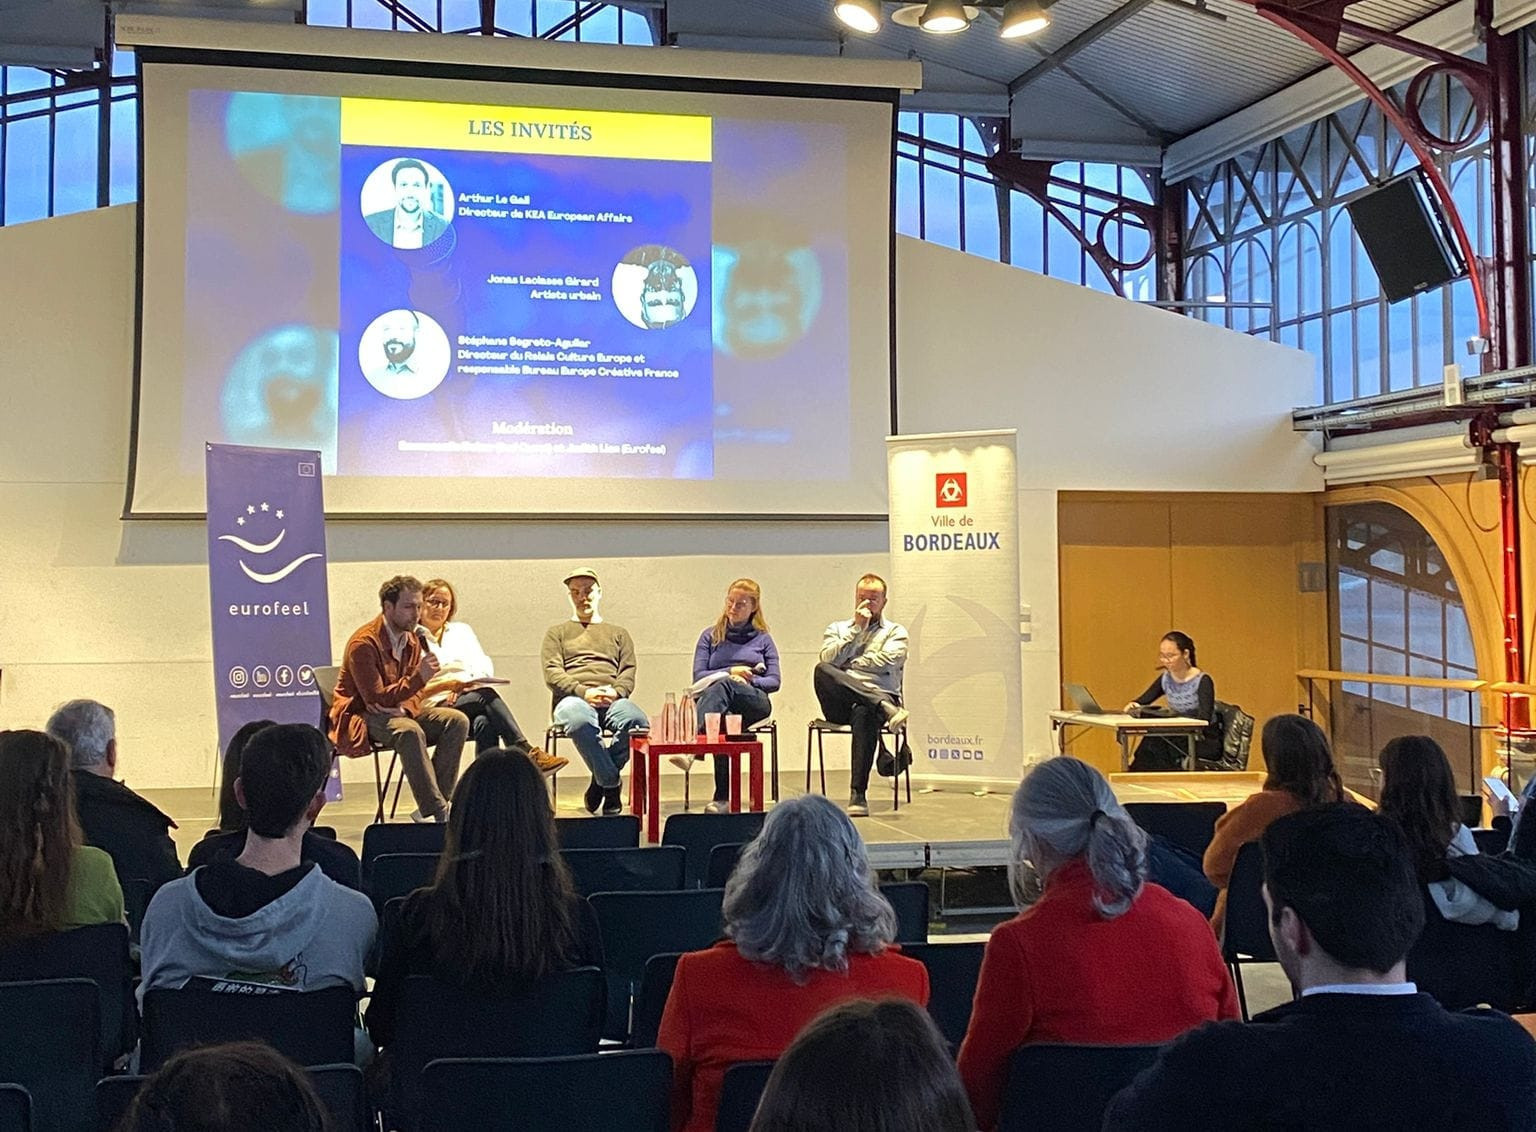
left=139, top=723, right=376, bottom=999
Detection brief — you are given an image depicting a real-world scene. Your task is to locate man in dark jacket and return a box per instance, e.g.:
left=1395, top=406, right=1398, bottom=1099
left=46, top=699, right=181, bottom=895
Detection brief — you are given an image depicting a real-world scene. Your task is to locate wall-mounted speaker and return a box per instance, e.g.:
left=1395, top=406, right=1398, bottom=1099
left=1346, top=171, right=1467, bottom=305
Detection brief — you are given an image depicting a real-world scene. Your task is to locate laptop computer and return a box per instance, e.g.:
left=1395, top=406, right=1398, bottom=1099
left=1062, top=683, right=1105, bottom=714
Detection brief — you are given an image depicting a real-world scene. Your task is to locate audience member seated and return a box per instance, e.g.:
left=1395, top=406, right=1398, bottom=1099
left=191, top=719, right=362, bottom=890
left=139, top=723, right=376, bottom=997
left=118, top=1040, right=328, bottom=1132
left=1203, top=713, right=1345, bottom=938
left=658, top=794, right=929, bottom=1132
left=418, top=577, right=566, bottom=775
left=1105, top=803, right=1536, bottom=1128
left=749, top=999, right=974, bottom=1132
left=45, top=698, right=181, bottom=893
left=0, top=729, right=124, bottom=939
left=957, top=756, right=1236, bottom=1132
left=674, top=577, right=782, bottom=813
left=364, top=749, right=603, bottom=1048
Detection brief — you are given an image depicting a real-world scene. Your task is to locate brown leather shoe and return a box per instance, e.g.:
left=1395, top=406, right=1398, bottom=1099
left=528, top=746, right=569, bottom=775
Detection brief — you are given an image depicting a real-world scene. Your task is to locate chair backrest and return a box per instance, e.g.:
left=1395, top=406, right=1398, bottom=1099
left=0, top=922, right=134, bottom=1064
left=390, top=969, right=605, bottom=1132
left=311, top=825, right=339, bottom=841
left=1221, top=841, right=1276, bottom=963
left=140, top=985, right=357, bottom=1072
left=420, top=1051, right=672, bottom=1132
left=0, top=1085, right=29, bottom=1132
left=588, top=890, right=726, bottom=1040
left=1407, top=888, right=1521, bottom=1011
left=0, top=978, right=99, bottom=1132
left=661, top=813, right=766, bottom=889
left=562, top=847, right=686, bottom=897
left=628, top=953, right=681, bottom=1050
left=362, top=823, right=446, bottom=877
left=367, top=853, right=439, bottom=913
left=121, top=879, right=154, bottom=946
left=901, top=941, right=985, bottom=1049
left=1204, top=701, right=1255, bottom=770
left=1458, top=793, right=1485, bottom=830
left=715, top=1061, right=776, bottom=1132
left=1471, top=826, right=1510, bottom=855
left=878, top=882, right=930, bottom=945
left=705, top=843, right=745, bottom=889
left=314, top=665, right=340, bottom=714
left=556, top=816, right=641, bottom=850
left=1000, top=1043, right=1164, bottom=1132
left=96, top=1065, right=368, bottom=1132
left=1123, top=801, right=1228, bottom=859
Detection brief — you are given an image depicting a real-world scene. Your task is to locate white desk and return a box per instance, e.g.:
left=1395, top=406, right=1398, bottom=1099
left=1048, top=711, right=1211, bottom=771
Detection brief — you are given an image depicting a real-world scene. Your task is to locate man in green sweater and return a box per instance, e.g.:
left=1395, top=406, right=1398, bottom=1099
left=542, top=566, right=649, bottom=814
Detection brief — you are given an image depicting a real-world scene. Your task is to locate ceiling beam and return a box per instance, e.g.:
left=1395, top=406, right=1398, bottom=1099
left=1008, top=0, right=1160, bottom=93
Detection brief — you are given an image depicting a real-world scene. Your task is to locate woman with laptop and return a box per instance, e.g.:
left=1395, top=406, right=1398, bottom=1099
left=1123, top=630, right=1220, bottom=772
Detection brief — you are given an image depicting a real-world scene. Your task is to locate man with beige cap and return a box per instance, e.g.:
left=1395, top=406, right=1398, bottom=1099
left=541, top=566, right=649, bottom=814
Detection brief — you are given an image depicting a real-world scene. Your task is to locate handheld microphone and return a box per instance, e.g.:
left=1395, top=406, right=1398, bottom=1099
left=413, top=624, right=432, bottom=643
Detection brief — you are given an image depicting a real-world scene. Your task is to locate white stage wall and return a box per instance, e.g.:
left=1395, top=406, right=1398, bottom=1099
left=0, top=207, right=1318, bottom=789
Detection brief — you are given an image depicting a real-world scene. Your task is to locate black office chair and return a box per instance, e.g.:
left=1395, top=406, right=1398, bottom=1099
left=805, top=717, right=912, bottom=811
left=366, top=852, right=439, bottom=913
left=1000, top=1043, right=1164, bottom=1131
left=315, top=664, right=401, bottom=823
left=1221, top=841, right=1276, bottom=1020
left=705, top=842, right=746, bottom=888
left=96, top=1065, right=368, bottom=1132
left=556, top=815, right=642, bottom=850
left=420, top=1051, right=672, bottom=1132
left=139, top=985, right=357, bottom=1072
left=388, top=970, right=605, bottom=1132
left=0, top=922, right=136, bottom=1063
left=879, top=882, right=930, bottom=945
left=1124, top=801, right=1227, bottom=858
left=902, top=941, right=985, bottom=1050
left=589, top=889, right=726, bottom=1040
left=661, top=812, right=765, bottom=889
left=715, top=1060, right=776, bottom=1132
left=561, top=847, right=686, bottom=897
left=0, top=1085, right=28, bottom=1132
left=0, top=979, right=99, bottom=1132
left=628, top=953, right=682, bottom=1050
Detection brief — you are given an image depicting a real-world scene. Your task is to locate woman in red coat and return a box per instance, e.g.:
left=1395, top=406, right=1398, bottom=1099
left=957, top=756, right=1239, bottom=1131
left=657, top=794, right=929, bottom=1132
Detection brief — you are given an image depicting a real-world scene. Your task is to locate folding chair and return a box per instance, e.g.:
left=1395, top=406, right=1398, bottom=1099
left=139, top=985, right=357, bottom=1072
left=556, top=815, right=641, bottom=850
left=0, top=979, right=99, bottom=1132
left=96, top=1065, right=368, bottom=1132
left=1221, top=841, right=1276, bottom=1020
left=362, top=822, right=446, bottom=882
left=366, top=852, right=439, bottom=914
left=420, top=1051, right=671, bottom=1132
left=705, top=843, right=746, bottom=889
left=1124, top=801, right=1227, bottom=859
left=561, top=847, right=686, bottom=897
left=315, top=664, right=400, bottom=823
left=879, top=882, right=930, bottom=944
left=902, top=941, right=985, bottom=1050
left=715, top=1061, right=776, bottom=1132
left=1000, top=1043, right=1164, bottom=1131
left=588, top=889, right=725, bottom=1040
left=805, top=718, right=912, bottom=811
left=0, top=1085, right=28, bottom=1132
left=628, top=953, right=681, bottom=1050
left=661, top=812, right=765, bottom=889
left=0, top=922, right=135, bottom=1063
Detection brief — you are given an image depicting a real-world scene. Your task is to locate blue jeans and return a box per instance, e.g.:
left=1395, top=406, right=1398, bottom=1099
left=554, top=695, right=649, bottom=789
left=693, top=680, right=772, bottom=801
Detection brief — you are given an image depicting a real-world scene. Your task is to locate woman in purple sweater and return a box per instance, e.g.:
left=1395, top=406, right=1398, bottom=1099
left=683, top=578, right=781, bottom=813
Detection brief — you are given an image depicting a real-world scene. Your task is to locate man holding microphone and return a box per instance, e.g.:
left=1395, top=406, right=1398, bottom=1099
left=814, top=573, right=909, bottom=816
left=329, top=574, right=469, bottom=823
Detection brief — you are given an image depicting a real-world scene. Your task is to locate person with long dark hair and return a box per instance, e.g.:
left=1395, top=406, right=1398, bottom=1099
left=957, top=757, right=1235, bottom=1131
left=1124, top=630, right=1220, bottom=772
left=364, top=749, right=602, bottom=1047
left=0, top=730, right=123, bottom=942
left=1203, top=713, right=1346, bottom=937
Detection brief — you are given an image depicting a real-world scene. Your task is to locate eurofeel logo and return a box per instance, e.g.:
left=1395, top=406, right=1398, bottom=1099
left=936, top=472, right=967, bottom=508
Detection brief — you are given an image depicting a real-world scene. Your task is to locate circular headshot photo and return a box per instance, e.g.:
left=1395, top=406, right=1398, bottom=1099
left=360, top=157, right=455, bottom=250
left=357, top=309, right=451, bottom=400
left=613, top=245, right=699, bottom=330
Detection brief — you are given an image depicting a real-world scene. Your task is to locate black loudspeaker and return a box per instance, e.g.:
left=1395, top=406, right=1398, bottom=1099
left=1346, top=171, right=1466, bottom=304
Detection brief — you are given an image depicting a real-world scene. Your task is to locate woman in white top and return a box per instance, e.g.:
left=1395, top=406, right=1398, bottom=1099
left=419, top=579, right=565, bottom=775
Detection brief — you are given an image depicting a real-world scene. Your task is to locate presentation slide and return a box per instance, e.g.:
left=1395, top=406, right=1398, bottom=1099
left=130, top=57, right=896, bottom=517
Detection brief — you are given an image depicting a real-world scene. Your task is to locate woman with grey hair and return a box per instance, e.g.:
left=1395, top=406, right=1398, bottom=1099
left=658, top=794, right=929, bottom=1132
left=956, top=757, right=1238, bottom=1131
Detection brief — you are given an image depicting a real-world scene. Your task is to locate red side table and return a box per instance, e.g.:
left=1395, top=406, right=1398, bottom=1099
left=629, top=736, right=764, bottom=843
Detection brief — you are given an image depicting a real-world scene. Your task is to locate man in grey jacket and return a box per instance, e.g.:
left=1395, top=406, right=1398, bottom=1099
left=815, top=573, right=909, bottom=817
left=542, top=566, right=649, bottom=815
left=139, top=723, right=376, bottom=999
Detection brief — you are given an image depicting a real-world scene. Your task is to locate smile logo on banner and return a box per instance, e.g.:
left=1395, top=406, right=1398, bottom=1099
left=936, top=473, right=968, bottom=508
left=216, top=501, right=324, bottom=584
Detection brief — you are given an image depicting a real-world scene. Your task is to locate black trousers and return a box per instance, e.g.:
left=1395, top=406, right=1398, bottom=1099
left=813, top=662, right=896, bottom=793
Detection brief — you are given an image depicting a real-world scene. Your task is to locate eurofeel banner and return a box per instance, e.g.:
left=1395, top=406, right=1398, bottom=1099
left=205, top=443, right=340, bottom=799
left=886, top=430, right=1022, bottom=782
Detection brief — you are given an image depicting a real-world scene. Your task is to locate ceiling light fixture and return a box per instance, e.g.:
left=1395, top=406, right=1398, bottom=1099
left=999, top=0, right=1050, bottom=37
left=834, top=0, right=884, bottom=33
left=918, top=0, right=974, bottom=33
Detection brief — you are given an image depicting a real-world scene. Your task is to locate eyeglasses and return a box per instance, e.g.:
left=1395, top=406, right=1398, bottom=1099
left=424, top=598, right=451, bottom=608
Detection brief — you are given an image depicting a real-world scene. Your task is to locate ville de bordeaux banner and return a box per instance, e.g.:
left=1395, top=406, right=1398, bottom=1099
left=887, top=431, right=1022, bottom=782
left=205, top=444, right=339, bottom=798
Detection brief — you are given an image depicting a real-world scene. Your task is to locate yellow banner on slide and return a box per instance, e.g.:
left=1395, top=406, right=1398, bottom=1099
left=340, top=98, right=712, bottom=162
